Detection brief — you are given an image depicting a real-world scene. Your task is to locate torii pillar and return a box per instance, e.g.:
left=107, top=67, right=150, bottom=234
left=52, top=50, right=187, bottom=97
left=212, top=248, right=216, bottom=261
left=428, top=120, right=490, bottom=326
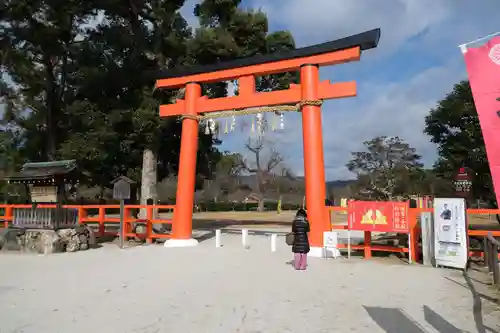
left=155, top=29, right=381, bottom=254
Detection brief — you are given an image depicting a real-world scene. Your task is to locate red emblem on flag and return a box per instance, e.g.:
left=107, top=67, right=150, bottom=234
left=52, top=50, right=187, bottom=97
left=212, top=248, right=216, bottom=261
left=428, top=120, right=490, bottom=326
left=488, top=44, right=500, bottom=65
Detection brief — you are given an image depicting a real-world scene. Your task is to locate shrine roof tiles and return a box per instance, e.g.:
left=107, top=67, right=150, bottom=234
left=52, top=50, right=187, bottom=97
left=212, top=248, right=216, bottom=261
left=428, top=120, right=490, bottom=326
left=4, top=160, right=77, bottom=182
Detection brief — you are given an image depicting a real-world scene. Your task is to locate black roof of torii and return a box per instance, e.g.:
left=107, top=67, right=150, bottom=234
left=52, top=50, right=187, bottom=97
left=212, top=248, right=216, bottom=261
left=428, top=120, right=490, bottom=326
left=153, top=28, right=381, bottom=80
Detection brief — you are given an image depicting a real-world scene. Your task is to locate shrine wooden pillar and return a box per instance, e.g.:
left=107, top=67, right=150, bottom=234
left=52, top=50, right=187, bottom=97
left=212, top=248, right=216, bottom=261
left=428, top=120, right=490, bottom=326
left=170, top=83, right=201, bottom=244
left=300, top=65, right=329, bottom=248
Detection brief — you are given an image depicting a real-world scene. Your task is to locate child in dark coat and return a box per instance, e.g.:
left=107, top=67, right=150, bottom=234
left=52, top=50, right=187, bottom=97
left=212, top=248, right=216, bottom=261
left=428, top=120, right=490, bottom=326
left=291, top=209, right=310, bottom=270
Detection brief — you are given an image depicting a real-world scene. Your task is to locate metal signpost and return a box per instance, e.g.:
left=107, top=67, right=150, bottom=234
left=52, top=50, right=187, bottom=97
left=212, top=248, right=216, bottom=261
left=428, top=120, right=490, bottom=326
left=111, top=176, right=135, bottom=249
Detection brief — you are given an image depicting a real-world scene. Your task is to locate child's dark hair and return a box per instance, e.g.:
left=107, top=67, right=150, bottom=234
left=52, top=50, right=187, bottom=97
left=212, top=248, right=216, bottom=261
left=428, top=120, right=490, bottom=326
left=296, top=208, right=307, bottom=218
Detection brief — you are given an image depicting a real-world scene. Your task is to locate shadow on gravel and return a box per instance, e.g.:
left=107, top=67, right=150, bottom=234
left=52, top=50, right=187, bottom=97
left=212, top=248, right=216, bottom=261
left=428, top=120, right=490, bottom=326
left=463, top=272, right=500, bottom=333
left=364, top=306, right=425, bottom=333
left=423, top=306, right=461, bottom=333
left=364, top=306, right=469, bottom=333
left=195, top=230, right=216, bottom=243
left=444, top=272, right=500, bottom=333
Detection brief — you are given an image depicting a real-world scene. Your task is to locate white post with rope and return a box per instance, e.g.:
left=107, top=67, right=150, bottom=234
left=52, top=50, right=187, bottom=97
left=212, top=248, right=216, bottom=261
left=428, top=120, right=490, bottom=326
left=271, top=234, right=277, bottom=252
left=215, top=229, right=221, bottom=248
left=242, top=229, right=249, bottom=248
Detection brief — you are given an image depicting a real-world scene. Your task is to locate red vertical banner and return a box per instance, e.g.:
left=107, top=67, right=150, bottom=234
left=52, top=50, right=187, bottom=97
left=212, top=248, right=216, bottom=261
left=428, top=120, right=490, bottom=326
left=348, top=201, right=409, bottom=233
left=463, top=37, right=500, bottom=206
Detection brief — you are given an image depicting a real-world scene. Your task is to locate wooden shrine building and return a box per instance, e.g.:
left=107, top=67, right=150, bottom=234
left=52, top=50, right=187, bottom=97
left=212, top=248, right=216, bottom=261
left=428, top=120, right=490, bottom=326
left=4, top=160, right=79, bottom=203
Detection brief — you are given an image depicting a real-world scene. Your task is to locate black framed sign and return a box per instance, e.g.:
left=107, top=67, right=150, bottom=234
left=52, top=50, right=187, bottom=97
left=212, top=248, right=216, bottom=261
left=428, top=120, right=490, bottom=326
left=453, top=167, right=473, bottom=197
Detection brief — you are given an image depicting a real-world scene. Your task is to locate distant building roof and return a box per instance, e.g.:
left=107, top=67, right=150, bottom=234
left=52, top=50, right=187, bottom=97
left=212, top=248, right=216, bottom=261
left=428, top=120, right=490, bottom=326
left=5, top=160, right=79, bottom=184
left=110, top=175, right=136, bottom=184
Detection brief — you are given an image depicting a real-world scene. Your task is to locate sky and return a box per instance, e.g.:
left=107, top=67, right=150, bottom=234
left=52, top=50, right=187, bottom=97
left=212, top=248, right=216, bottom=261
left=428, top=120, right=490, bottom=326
left=179, top=0, right=499, bottom=180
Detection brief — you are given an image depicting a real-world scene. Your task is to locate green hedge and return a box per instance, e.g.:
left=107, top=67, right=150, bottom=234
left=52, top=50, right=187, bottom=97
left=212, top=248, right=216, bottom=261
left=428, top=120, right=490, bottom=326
left=193, top=202, right=302, bottom=212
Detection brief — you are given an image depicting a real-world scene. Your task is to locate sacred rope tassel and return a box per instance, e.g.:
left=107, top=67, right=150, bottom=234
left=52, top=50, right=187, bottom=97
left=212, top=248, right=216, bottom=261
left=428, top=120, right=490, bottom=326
left=251, top=116, right=255, bottom=133
left=224, top=119, right=229, bottom=134
left=214, top=120, right=220, bottom=137
left=209, top=119, right=216, bottom=135
left=279, top=113, right=285, bottom=130
left=256, top=112, right=263, bottom=133
left=230, top=115, right=236, bottom=132
left=271, top=113, right=277, bottom=131
left=204, top=120, right=210, bottom=135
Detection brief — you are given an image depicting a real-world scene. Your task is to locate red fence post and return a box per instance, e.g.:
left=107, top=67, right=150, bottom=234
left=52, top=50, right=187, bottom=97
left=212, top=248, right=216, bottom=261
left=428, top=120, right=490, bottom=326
left=5, top=206, right=13, bottom=228
left=98, top=207, right=105, bottom=237
left=77, top=206, right=86, bottom=225
left=146, top=205, right=153, bottom=243
left=409, top=208, right=420, bottom=263
left=364, top=231, right=372, bottom=259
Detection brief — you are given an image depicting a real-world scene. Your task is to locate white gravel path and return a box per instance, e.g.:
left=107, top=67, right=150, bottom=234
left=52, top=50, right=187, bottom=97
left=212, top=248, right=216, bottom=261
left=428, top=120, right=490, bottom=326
left=0, top=233, right=499, bottom=333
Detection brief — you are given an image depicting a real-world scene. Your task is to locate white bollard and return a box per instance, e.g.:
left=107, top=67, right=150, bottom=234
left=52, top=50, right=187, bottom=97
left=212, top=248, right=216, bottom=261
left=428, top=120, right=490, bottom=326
left=215, top=229, right=221, bottom=248
left=271, top=234, right=277, bottom=252
left=242, top=229, right=248, bottom=248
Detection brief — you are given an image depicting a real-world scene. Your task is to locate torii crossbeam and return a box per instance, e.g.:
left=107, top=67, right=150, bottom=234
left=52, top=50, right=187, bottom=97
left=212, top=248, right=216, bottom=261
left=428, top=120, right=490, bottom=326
left=155, top=28, right=381, bottom=253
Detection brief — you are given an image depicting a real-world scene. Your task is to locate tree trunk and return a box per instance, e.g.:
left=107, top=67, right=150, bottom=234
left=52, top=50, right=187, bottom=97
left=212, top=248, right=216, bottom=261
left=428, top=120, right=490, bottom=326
left=139, top=148, right=158, bottom=219
left=257, top=198, right=265, bottom=212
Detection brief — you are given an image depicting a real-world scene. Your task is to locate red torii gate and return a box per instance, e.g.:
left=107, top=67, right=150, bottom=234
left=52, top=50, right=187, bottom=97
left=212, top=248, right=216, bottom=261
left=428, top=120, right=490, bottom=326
left=155, top=29, right=380, bottom=254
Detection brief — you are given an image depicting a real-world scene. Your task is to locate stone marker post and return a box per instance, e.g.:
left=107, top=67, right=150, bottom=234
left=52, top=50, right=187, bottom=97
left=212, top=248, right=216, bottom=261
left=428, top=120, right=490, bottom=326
left=421, top=212, right=435, bottom=266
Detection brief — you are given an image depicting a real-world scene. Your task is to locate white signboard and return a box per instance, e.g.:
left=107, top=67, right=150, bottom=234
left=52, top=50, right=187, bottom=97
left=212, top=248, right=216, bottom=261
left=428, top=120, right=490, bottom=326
left=433, top=198, right=468, bottom=270
left=30, top=185, right=57, bottom=202
left=323, top=231, right=341, bottom=258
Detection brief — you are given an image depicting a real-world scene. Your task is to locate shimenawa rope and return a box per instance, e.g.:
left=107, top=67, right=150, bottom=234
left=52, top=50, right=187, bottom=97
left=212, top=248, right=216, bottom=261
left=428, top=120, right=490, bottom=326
left=179, top=99, right=323, bottom=121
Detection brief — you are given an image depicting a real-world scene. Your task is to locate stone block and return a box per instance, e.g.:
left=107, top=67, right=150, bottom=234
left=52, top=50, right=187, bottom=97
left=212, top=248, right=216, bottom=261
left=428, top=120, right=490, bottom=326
left=0, top=225, right=96, bottom=254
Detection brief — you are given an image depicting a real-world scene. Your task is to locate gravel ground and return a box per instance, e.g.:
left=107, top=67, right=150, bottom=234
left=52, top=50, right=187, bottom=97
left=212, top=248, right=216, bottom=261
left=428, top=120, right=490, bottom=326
left=0, top=233, right=499, bottom=333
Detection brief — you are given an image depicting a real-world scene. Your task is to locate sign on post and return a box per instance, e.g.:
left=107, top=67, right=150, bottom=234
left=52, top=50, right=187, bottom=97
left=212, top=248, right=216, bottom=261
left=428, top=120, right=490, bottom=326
left=433, top=198, right=468, bottom=270
left=453, top=167, right=473, bottom=197
left=348, top=201, right=409, bottom=233
left=111, top=176, right=135, bottom=248
left=348, top=201, right=411, bottom=262
left=112, top=176, right=134, bottom=200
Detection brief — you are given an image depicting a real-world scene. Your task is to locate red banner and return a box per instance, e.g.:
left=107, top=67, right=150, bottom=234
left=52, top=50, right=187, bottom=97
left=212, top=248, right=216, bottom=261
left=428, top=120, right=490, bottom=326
left=348, top=201, right=409, bottom=233
left=463, top=37, right=500, bottom=206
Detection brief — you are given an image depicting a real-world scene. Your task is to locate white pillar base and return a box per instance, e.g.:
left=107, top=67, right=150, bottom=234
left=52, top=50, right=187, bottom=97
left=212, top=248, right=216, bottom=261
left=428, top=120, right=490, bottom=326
left=163, top=238, right=199, bottom=248
left=308, top=246, right=341, bottom=258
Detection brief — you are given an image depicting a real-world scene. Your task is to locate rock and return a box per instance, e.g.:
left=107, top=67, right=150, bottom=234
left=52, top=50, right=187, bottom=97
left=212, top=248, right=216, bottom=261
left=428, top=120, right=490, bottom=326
left=0, top=228, right=22, bottom=251
left=39, top=230, right=62, bottom=254
left=56, top=226, right=96, bottom=252
left=0, top=228, right=7, bottom=250
left=133, top=224, right=147, bottom=242
left=66, top=236, right=80, bottom=252
left=0, top=226, right=95, bottom=254
left=23, top=230, right=40, bottom=253
left=18, top=230, right=62, bottom=254
left=85, top=225, right=96, bottom=248
left=57, top=228, right=80, bottom=252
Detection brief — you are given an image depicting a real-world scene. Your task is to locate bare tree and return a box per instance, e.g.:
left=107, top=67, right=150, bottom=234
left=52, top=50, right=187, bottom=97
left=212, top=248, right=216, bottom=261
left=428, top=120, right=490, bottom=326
left=156, top=175, right=178, bottom=203
left=240, top=135, right=284, bottom=211
left=346, top=136, right=423, bottom=200
left=213, top=152, right=244, bottom=195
